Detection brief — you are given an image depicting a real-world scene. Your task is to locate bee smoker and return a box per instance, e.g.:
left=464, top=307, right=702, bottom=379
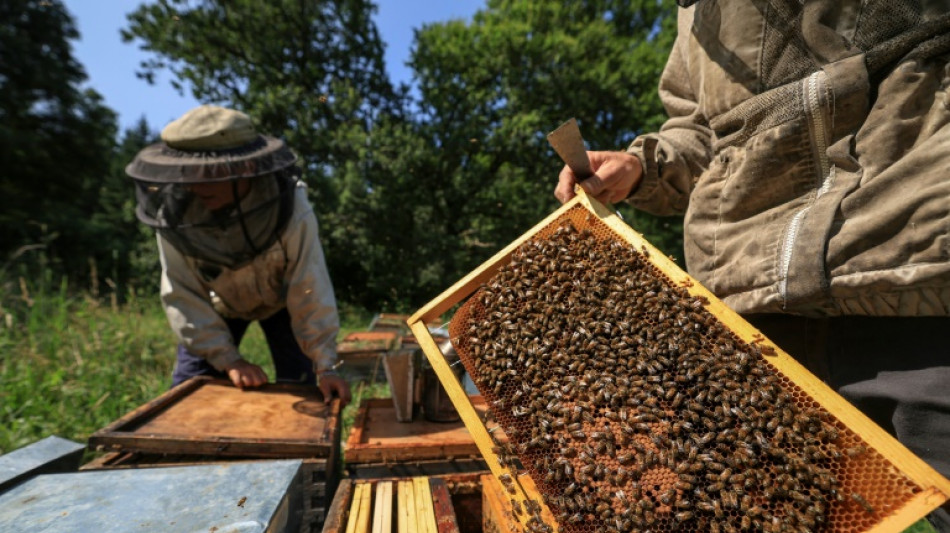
left=419, top=340, right=464, bottom=422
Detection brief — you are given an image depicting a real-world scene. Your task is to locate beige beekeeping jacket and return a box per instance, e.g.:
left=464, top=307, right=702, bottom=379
left=628, top=1, right=950, bottom=317
left=158, top=184, right=339, bottom=371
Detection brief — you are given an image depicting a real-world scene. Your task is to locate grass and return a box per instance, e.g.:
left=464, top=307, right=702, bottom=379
left=0, top=272, right=390, bottom=455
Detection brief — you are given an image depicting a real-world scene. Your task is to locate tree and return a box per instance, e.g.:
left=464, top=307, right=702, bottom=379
left=90, top=117, right=162, bottom=297
left=121, top=0, right=682, bottom=310
left=344, top=0, right=683, bottom=306
left=409, top=0, right=681, bottom=257
left=0, top=0, right=118, bottom=281
left=122, top=0, right=399, bottom=209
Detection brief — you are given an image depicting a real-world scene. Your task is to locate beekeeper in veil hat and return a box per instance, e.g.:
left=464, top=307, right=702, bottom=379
left=127, top=105, right=350, bottom=405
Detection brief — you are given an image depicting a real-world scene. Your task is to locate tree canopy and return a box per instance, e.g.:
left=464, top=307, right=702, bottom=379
left=0, top=0, right=118, bottom=280
left=3, top=0, right=683, bottom=312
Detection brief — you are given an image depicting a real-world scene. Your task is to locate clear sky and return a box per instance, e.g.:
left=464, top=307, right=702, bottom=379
left=64, top=1, right=483, bottom=132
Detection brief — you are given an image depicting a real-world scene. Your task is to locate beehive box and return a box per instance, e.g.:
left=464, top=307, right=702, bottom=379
left=344, top=398, right=493, bottom=480
left=407, top=191, right=950, bottom=533
left=322, top=476, right=462, bottom=533
left=0, top=460, right=304, bottom=532
left=81, top=451, right=333, bottom=531
left=337, top=331, right=402, bottom=382
left=85, top=376, right=342, bottom=532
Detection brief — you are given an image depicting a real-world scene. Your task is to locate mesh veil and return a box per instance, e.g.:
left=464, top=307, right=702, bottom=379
left=133, top=169, right=298, bottom=270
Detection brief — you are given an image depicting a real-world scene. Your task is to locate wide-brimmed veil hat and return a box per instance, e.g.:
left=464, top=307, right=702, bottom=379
left=126, top=105, right=300, bottom=268
left=126, top=105, right=297, bottom=183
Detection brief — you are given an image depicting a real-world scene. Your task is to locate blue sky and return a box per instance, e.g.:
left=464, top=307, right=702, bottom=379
left=64, top=1, right=483, bottom=132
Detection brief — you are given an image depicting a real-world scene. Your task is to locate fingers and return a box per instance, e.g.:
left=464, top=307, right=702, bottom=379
left=554, top=151, right=642, bottom=205
left=227, top=361, right=268, bottom=389
left=319, top=375, right=352, bottom=407
left=242, top=368, right=267, bottom=388
left=228, top=370, right=245, bottom=389
left=336, top=380, right=352, bottom=406
left=554, top=164, right=578, bottom=204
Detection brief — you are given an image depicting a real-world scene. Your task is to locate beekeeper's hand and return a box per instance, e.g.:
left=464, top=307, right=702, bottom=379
left=555, top=150, right=642, bottom=205
left=317, top=372, right=352, bottom=407
left=225, top=359, right=269, bottom=389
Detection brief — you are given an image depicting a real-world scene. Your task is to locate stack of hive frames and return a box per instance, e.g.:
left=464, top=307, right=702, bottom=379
left=322, top=477, right=460, bottom=533
left=407, top=191, right=950, bottom=533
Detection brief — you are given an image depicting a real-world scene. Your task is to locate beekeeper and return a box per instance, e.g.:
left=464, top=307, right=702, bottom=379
left=127, top=105, right=350, bottom=405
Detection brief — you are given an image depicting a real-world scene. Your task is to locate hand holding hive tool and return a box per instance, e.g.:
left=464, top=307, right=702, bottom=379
left=549, top=117, right=643, bottom=205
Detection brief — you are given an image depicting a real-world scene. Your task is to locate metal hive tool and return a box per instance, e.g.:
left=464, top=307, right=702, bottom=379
left=407, top=191, right=950, bottom=533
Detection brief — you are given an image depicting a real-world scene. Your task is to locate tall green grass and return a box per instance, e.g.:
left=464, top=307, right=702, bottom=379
left=0, top=272, right=389, bottom=455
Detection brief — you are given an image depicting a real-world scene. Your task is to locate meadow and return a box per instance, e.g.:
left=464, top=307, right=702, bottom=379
left=0, top=271, right=390, bottom=456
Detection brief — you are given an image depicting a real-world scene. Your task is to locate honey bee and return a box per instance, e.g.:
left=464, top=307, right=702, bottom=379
left=851, top=492, right=874, bottom=514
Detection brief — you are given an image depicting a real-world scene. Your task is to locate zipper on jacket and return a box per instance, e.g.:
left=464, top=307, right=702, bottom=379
left=778, top=71, right=835, bottom=303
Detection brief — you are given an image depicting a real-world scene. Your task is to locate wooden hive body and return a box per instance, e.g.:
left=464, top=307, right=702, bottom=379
left=85, top=377, right=342, bottom=532
left=407, top=191, right=950, bottom=533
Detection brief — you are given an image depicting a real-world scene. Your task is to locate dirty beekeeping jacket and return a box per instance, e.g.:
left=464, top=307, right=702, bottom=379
left=158, top=184, right=339, bottom=372
left=627, top=1, right=950, bottom=317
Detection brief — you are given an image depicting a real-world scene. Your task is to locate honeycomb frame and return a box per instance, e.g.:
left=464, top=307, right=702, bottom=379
left=407, top=191, right=950, bottom=533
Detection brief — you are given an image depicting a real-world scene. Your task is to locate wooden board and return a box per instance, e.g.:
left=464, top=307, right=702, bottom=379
left=88, top=376, right=341, bottom=458
left=429, top=478, right=460, bottom=533
left=344, top=398, right=494, bottom=464
left=346, top=458, right=489, bottom=481
left=407, top=190, right=950, bottom=533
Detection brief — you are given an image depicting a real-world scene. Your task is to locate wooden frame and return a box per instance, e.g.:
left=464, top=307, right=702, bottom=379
left=88, top=376, right=341, bottom=458
left=480, top=474, right=520, bottom=533
left=407, top=191, right=950, bottom=533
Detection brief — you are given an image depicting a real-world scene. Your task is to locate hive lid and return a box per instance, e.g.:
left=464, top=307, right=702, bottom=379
left=0, top=459, right=303, bottom=532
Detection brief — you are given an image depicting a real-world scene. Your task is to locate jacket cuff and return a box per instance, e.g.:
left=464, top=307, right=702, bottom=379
left=625, top=136, right=661, bottom=205
left=205, top=349, right=243, bottom=372
left=313, top=358, right=339, bottom=375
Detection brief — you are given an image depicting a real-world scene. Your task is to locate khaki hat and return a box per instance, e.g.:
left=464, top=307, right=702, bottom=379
left=161, top=105, right=258, bottom=151
left=125, top=105, right=297, bottom=184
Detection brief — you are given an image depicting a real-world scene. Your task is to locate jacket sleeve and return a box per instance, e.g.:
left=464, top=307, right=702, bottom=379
left=626, top=7, right=714, bottom=216
left=158, top=234, right=242, bottom=371
left=283, top=191, right=340, bottom=373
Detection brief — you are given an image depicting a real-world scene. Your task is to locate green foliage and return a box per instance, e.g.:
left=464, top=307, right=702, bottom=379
left=0, top=274, right=175, bottom=454
left=0, top=1, right=164, bottom=303
left=91, top=118, right=163, bottom=296
left=0, top=0, right=119, bottom=280
left=122, top=0, right=400, bottom=205
left=0, top=271, right=381, bottom=454
left=319, top=0, right=683, bottom=307
left=120, top=0, right=682, bottom=309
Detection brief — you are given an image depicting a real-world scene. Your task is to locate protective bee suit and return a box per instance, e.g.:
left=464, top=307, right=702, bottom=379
left=127, top=106, right=347, bottom=402
left=556, top=1, right=950, bottom=528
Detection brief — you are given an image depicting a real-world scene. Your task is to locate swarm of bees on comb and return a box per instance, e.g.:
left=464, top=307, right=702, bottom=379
left=451, top=214, right=921, bottom=533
